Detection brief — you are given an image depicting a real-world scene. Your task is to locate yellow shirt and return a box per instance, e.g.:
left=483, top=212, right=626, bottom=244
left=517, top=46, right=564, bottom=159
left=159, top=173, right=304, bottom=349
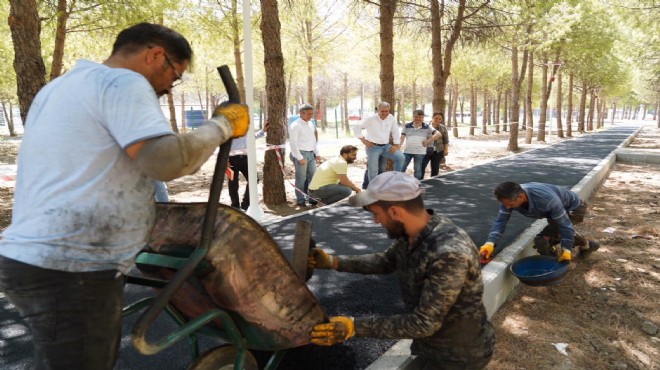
left=309, top=156, right=348, bottom=190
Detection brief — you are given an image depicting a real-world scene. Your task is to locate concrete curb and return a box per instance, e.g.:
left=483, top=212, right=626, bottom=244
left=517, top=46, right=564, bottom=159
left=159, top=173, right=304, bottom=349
left=366, top=127, right=643, bottom=370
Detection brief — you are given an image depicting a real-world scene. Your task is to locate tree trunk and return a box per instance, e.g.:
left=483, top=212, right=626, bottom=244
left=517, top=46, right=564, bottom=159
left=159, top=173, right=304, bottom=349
left=469, top=85, right=477, bottom=136
left=167, top=92, right=178, bottom=133
left=180, top=92, right=187, bottom=133
left=379, top=0, right=396, bottom=105
left=495, top=91, right=501, bottom=134
left=566, top=73, right=573, bottom=137
left=343, top=73, right=349, bottom=133
left=452, top=82, right=459, bottom=137
left=525, top=51, right=534, bottom=144
left=8, top=0, right=46, bottom=124
left=305, top=19, right=313, bottom=105
left=481, top=90, right=488, bottom=134
left=587, top=89, right=596, bottom=131
left=50, top=0, right=70, bottom=80
left=446, top=83, right=453, bottom=128
left=1, top=102, right=16, bottom=137
left=230, top=0, right=246, bottom=103
left=503, top=89, right=508, bottom=132
left=431, top=0, right=467, bottom=114
left=508, top=44, right=524, bottom=151
left=578, top=81, right=587, bottom=132
left=360, top=83, right=364, bottom=119
left=556, top=71, right=563, bottom=138
left=538, top=55, right=548, bottom=142
left=260, top=0, right=287, bottom=205
left=412, top=79, right=417, bottom=109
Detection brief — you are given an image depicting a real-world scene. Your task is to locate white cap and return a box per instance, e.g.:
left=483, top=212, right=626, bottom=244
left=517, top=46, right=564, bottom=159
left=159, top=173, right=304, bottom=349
left=348, top=172, right=424, bottom=207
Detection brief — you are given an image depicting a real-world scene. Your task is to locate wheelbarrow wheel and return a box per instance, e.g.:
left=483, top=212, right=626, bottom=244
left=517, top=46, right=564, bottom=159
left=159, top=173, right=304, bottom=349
left=187, top=344, right=258, bottom=370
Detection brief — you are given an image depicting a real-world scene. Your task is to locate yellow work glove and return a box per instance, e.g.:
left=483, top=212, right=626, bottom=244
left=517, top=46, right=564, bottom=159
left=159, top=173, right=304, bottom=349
left=212, top=103, right=249, bottom=138
left=307, top=248, right=337, bottom=270
left=558, top=248, right=572, bottom=263
left=479, top=242, right=494, bottom=260
left=310, top=316, right=355, bottom=346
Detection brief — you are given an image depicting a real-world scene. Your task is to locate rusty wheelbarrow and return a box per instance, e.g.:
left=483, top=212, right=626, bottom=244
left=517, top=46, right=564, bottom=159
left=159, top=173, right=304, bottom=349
left=122, top=203, right=325, bottom=369
left=122, top=66, right=325, bottom=370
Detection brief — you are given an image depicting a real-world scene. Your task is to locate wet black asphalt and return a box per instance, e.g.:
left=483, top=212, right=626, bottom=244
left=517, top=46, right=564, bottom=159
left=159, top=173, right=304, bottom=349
left=0, top=125, right=638, bottom=370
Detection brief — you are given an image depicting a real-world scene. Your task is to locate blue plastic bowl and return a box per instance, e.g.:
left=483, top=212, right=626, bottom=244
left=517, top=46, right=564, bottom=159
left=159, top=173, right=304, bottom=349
left=510, top=255, right=569, bottom=286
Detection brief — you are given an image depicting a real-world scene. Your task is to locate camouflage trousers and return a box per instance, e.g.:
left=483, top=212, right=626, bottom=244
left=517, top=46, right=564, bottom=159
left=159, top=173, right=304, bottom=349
left=411, top=318, right=495, bottom=370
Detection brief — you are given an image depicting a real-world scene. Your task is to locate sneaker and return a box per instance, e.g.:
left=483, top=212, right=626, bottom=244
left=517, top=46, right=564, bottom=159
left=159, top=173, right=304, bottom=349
left=308, top=199, right=318, bottom=205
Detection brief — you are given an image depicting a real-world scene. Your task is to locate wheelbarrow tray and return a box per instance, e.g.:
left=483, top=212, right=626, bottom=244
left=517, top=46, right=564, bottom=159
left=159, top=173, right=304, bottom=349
left=137, top=202, right=326, bottom=351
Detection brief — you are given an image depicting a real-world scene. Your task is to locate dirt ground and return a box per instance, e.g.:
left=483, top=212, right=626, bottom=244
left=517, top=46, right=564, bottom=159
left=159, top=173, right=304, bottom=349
left=1, top=125, right=658, bottom=370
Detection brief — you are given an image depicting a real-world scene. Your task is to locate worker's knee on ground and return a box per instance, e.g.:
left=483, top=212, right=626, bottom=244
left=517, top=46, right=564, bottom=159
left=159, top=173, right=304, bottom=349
left=533, top=236, right=550, bottom=255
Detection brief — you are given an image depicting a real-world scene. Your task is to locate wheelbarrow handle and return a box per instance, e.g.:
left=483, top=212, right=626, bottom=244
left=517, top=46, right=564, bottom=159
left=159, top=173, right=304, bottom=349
left=132, top=65, right=241, bottom=355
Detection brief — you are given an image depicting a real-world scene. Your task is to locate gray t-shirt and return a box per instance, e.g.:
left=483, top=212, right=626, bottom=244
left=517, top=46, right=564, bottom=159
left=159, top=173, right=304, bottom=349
left=0, top=60, right=172, bottom=273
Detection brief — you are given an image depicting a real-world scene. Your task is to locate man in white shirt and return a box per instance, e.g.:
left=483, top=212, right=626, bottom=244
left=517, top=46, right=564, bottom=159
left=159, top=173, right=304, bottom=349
left=352, top=102, right=404, bottom=182
left=289, top=104, right=321, bottom=206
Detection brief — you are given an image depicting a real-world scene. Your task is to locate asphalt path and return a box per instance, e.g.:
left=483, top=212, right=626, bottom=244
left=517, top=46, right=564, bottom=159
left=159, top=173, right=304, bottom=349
left=0, top=125, right=638, bottom=370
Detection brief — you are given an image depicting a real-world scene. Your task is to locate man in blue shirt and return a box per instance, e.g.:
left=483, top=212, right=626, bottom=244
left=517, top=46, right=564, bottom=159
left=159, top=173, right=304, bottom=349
left=479, top=182, right=600, bottom=262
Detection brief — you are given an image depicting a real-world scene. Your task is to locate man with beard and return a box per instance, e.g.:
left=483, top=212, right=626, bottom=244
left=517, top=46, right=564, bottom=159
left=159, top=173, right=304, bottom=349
left=308, top=145, right=361, bottom=205
left=0, top=23, right=248, bottom=369
left=307, top=172, right=495, bottom=370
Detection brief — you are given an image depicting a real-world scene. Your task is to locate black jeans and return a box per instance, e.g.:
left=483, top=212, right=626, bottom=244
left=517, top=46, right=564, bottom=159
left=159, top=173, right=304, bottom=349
left=421, top=150, right=443, bottom=179
left=540, top=200, right=589, bottom=247
left=0, top=256, right=124, bottom=370
left=228, top=154, right=250, bottom=210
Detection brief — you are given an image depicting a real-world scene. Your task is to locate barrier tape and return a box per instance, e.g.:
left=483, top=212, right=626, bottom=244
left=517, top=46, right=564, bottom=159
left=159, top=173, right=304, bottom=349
left=271, top=144, right=326, bottom=207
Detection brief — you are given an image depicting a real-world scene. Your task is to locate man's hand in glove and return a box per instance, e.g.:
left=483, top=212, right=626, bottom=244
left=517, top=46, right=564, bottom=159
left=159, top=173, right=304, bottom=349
left=310, top=316, right=354, bottom=346
left=558, top=248, right=572, bottom=263
left=479, top=242, right=494, bottom=260
left=212, top=103, right=249, bottom=138
left=307, top=248, right=338, bottom=270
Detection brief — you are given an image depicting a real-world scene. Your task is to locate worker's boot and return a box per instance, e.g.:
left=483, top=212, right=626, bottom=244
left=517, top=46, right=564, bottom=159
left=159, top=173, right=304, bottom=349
left=534, top=236, right=553, bottom=256
left=581, top=240, right=600, bottom=253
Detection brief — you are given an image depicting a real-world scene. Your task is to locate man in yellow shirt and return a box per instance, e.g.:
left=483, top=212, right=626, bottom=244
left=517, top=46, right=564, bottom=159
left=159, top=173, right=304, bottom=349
left=309, top=145, right=361, bottom=205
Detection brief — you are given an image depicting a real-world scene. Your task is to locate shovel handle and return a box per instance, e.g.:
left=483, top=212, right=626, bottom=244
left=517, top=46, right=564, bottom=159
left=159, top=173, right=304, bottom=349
left=132, top=65, right=240, bottom=355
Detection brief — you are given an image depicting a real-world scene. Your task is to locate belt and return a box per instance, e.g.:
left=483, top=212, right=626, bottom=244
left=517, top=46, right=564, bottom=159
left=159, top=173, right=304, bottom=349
left=369, top=141, right=386, bottom=146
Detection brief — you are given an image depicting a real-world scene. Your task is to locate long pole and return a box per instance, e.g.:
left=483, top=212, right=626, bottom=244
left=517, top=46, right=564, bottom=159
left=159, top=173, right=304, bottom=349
left=244, top=0, right=263, bottom=221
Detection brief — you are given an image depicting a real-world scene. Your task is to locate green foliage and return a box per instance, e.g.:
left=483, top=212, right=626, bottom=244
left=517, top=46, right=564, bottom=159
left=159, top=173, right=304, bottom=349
left=1, top=0, right=656, bottom=114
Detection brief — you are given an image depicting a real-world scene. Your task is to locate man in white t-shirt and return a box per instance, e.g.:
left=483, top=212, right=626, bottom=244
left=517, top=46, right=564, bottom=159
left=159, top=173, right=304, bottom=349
left=352, top=102, right=404, bottom=182
left=308, top=145, right=361, bottom=205
left=0, top=23, right=248, bottom=369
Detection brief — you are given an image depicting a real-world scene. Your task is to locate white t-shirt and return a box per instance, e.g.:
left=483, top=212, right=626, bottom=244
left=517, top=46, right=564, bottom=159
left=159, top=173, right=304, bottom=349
left=0, top=60, right=173, bottom=273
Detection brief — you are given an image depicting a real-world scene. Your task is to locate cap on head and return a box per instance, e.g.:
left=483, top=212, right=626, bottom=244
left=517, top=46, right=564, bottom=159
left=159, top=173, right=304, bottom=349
left=348, top=172, right=423, bottom=207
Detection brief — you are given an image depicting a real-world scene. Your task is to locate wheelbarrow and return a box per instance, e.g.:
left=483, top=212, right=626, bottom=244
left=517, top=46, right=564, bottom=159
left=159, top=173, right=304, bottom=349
left=122, top=66, right=325, bottom=370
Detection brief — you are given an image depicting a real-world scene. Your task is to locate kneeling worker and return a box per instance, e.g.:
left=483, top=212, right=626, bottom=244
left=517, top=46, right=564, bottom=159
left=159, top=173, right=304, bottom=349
left=308, top=145, right=361, bottom=205
left=479, top=181, right=600, bottom=263
left=308, top=172, right=495, bottom=370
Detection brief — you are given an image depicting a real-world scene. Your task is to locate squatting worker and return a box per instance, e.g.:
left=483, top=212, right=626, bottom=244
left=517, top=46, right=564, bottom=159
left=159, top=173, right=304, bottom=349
left=479, top=181, right=600, bottom=263
left=0, top=23, right=248, bottom=370
left=308, top=172, right=495, bottom=370
left=308, top=145, right=361, bottom=205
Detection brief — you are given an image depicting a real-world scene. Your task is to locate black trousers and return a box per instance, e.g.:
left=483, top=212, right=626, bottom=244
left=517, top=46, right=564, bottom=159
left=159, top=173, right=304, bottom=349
left=421, top=150, right=444, bottom=179
left=0, top=256, right=124, bottom=370
left=228, top=155, right=250, bottom=210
